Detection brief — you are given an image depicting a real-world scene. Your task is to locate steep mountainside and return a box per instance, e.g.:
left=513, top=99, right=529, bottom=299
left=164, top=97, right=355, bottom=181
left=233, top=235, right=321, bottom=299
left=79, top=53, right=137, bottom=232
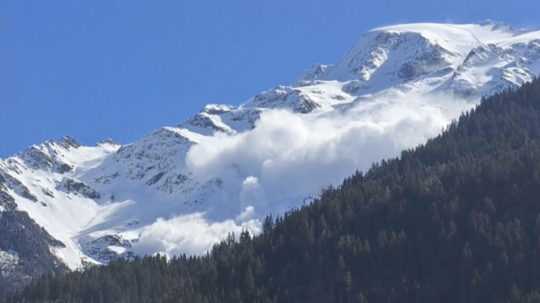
left=1, top=22, right=540, bottom=291
left=9, top=65, right=540, bottom=303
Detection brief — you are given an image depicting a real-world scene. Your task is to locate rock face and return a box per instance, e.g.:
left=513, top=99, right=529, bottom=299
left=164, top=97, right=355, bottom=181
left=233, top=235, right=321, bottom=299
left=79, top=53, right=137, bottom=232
left=81, top=235, right=134, bottom=264
left=0, top=206, right=67, bottom=294
left=0, top=175, right=67, bottom=294
left=2, top=22, right=540, bottom=293
left=56, top=178, right=101, bottom=200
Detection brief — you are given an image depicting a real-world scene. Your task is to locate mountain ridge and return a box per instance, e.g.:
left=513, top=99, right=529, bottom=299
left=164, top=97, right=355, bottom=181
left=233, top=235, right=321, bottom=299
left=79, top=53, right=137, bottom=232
left=9, top=69, right=540, bottom=303
left=2, top=21, right=540, bottom=291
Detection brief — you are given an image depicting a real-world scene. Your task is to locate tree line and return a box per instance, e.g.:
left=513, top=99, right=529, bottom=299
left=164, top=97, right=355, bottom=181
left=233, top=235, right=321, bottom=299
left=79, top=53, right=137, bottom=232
left=6, top=79, right=540, bottom=303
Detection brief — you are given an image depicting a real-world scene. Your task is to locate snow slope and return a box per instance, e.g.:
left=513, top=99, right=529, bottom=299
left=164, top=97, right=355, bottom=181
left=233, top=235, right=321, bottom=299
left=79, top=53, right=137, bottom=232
left=2, top=22, right=540, bottom=270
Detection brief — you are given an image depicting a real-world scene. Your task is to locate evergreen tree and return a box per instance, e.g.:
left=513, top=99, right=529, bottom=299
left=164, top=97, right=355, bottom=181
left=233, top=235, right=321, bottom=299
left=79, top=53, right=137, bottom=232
left=7, top=79, right=540, bottom=302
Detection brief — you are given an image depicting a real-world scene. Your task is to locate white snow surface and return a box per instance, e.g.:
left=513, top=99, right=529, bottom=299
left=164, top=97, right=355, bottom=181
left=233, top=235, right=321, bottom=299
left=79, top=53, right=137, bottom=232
left=2, top=22, right=540, bottom=269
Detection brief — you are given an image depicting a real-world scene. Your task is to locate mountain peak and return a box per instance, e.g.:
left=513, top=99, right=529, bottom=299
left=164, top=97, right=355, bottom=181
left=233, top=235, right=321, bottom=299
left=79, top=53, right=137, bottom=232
left=299, top=22, right=540, bottom=98
left=2, top=22, right=540, bottom=290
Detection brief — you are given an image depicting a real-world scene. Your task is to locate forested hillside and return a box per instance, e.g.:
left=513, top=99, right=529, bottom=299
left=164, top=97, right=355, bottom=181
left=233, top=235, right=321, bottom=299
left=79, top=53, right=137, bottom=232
left=7, top=79, right=540, bottom=303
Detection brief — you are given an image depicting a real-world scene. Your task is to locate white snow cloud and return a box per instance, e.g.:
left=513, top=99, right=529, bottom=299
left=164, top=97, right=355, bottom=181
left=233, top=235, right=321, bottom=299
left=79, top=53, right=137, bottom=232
left=132, top=213, right=261, bottom=257
left=186, top=92, right=475, bottom=216
left=134, top=91, right=475, bottom=256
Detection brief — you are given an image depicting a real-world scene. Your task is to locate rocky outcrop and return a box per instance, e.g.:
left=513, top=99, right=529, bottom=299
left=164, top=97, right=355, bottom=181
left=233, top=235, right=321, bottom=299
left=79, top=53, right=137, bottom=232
left=56, top=178, right=101, bottom=200
left=0, top=171, right=37, bottom=203
left=0, top=210, right=66, bottom=294
left=81, top=235, right=133, bottom=264
left=19, top=137, right=79, bottom=174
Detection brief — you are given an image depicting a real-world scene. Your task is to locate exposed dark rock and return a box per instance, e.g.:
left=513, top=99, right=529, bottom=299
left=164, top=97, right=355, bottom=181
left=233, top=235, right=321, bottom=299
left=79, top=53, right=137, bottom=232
left=0, top=210, right=66, bottom=295
left=56, top=178, right=101, bottom=199
left=56, top=136, right=80, bottom=149
left=20, top=147, right=54, bottom=170
left=98, top=138, right=117, bottom=145
left=0, top=191, right=16, bottom=212
left=146, top=172, right=166, bottom=186
left=82, top=235, right=133, bottom=264
left=294, top=95, right=320, bottom=113
left=41, top=188, right=54, bottom=198
left=159, top=174, right=190, bottom=193
left=55, top=163, right=73, bottom=174
left=95, top=173, right=120, bottom=185
left=19, top=138, right=77, bottom=174
left=0, top=172, right=37, bottom=202
left=398, top=62, right=418, bottom=80
left=188, top=113, right=230, bottom=133
left=202, top=104, right=233, bottom=115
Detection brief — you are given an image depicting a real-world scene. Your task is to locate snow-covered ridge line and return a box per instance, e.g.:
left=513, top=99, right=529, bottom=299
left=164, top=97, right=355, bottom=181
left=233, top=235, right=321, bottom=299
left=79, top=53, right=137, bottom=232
left=1, top=22, right=540, bottom=274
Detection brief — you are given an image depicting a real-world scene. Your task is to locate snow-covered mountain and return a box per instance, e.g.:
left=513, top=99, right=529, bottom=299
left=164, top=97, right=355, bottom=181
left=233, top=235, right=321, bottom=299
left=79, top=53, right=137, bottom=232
left=2, top=22, right=540, bottom=289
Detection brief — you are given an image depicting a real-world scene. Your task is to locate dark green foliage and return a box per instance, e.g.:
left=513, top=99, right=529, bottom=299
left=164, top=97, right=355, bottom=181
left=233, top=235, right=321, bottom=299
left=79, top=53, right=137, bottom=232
left=7, top=79, right=540, bottom=302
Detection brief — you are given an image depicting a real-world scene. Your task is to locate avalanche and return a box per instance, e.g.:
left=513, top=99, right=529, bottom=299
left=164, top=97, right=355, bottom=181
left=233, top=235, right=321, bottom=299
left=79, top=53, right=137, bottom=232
left=1, top=21, right=540, bottom=270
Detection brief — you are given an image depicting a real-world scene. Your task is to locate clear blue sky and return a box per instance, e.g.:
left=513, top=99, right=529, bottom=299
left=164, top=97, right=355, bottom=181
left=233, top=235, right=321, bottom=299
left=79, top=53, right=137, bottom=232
left=2, top=0, right=539, bottom=157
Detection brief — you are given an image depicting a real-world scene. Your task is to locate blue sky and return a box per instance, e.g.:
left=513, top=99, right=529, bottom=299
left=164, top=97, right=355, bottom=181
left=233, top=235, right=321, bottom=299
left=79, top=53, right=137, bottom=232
left=2, top=0, right=540, bottom=157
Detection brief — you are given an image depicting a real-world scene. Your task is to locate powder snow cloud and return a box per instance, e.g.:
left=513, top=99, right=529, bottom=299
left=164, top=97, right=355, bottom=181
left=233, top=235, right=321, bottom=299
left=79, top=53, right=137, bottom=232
left=188, top=93, right=473, bottom=203
left=131, top=91, right=475, bottom=256
left=132, top=213, right=261, bottom=257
